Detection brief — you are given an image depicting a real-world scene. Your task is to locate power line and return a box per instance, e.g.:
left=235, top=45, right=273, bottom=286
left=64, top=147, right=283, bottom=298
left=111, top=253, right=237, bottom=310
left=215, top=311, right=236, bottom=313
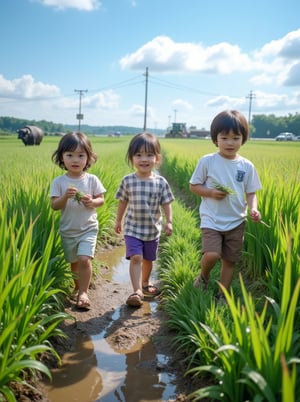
left=149, top=75, right=220, bottom=96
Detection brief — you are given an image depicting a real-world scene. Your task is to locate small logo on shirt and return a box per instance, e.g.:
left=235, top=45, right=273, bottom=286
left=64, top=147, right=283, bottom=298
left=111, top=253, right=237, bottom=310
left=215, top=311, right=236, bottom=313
left=236, top=170, right=245, bottom=182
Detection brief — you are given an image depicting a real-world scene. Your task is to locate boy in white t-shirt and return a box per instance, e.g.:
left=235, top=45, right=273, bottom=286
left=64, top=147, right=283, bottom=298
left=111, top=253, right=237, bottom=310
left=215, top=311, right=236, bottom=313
left=189, top=110, right=262, bottom=302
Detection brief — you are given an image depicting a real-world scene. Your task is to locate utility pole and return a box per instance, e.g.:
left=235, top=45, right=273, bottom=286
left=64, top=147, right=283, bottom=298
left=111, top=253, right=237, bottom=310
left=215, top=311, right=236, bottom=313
left=168, top=115, right=171, bottom=129
left=143, top=67, right=149, bottom=132
left=246, top=90, right=256, bottom=125
left=173, top=109, right=177, bottom=123
left=75, top=89, right=88, bottom=131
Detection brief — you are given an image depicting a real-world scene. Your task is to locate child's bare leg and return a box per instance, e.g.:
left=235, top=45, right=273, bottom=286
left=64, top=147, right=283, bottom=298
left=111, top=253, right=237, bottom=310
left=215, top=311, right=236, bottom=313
left=126, top=254, right=144, bottom=306
left=142, top=259, right=159, bottom=295
left=219, top=258, right=235, bottom=292
left=70, top=262, right=79, bottom=290
left=129, top=254, right=143, bottom=296
left=142, top=259, right=153, bottom=286
left=76, top=255, right=92, bottom=308
left=200, top=252, right=220, bottom=280
left=194, top=251, right=219, bottom=289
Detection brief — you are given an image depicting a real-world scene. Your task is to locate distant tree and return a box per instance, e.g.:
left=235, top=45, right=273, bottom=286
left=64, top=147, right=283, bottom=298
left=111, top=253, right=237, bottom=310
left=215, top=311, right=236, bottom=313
left=251, top=113, right=300, bottom=138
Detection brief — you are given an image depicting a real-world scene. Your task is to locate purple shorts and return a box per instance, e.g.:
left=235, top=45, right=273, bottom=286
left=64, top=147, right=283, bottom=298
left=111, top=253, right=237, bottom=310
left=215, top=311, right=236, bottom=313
left=124, top=235, right=159, bottom=261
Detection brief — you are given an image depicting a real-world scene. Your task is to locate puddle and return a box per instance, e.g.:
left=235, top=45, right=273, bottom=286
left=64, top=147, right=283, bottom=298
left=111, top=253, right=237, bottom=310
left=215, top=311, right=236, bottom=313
left=43, top=247, right=178, bottom=401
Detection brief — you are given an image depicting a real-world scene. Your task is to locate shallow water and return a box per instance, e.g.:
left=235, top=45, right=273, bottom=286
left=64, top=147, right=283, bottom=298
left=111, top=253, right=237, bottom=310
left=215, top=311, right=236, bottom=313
left=43, top=247, right=178, bottom=402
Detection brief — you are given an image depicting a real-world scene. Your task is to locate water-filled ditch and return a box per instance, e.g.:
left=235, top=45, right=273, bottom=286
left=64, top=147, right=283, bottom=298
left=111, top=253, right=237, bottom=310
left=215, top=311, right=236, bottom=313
left=42, top=246, right=179, bottom=402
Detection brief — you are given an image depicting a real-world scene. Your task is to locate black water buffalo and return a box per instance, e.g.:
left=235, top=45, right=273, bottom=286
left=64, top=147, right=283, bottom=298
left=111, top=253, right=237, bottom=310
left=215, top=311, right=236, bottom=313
left=17, top=125, right=44, bottom=146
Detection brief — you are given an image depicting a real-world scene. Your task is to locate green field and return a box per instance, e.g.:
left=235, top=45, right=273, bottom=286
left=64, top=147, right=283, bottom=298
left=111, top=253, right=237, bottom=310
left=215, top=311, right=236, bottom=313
left=0, top=136, right=299, bottom=401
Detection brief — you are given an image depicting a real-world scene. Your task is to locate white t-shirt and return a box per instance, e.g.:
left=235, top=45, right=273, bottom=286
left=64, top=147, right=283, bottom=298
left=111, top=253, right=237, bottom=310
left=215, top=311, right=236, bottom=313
left=50, top=173, right=106, bottom=237
left=189, top=152, right=262, bottom=231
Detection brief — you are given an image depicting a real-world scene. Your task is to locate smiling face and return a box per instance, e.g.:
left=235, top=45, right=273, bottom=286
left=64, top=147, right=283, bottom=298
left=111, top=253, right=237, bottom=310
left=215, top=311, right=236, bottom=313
left=132, top=146, right=160, bottom=178
left=62, top=145, right=88, bottom=177
left=216, top=129, right=243, bottom=159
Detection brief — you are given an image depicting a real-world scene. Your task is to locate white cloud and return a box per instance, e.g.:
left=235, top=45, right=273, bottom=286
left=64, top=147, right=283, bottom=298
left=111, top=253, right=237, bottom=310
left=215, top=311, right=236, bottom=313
left=120, top=30, right=300, bottom=87
left=254, top=90, right=300, bottom=111
left=120, top=36, right=254, bottom=74
left=84, top=90, right=120, bottom=109
left=36, top=0, right=101, bottom=11
left=281, top=62, right=300, bottom=86
left=206, top=90, right=300, bottom=114
left=258, top=29, right=300, bottom=60
left=206, top=95, right=246, bottom=110
left=172, top=99, right=193, bottom=110
left=0, top=74, right=60, bottom=99
left=253, top=29, right=300, bottom=86
left=129, top=103, right=154, bottom=120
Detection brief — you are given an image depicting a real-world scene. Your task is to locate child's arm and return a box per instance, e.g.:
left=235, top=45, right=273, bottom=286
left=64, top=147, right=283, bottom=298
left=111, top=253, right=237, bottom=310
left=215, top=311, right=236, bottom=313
left=114, top=200, right=127, bottom=234
left=162, top=202, right=173, bottom=236
left=51, top=186, right=78, bottom=210
left=189, top=183, right=227, bottom=200
left=246, top=192, right=261, bottom=222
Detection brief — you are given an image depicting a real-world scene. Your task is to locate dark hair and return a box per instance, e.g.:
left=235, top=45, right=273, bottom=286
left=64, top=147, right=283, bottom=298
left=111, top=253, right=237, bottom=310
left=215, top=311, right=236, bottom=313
left=210, top=110, right=249, bottom=145
left=52, top=131, right=97, bottom=170
left=126, top=132, right=161, bottom=166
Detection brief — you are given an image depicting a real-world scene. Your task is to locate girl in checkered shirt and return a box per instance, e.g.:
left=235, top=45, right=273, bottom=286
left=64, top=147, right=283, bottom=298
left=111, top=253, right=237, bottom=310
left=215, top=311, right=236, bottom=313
left=115, top=132, right=175, bottom=307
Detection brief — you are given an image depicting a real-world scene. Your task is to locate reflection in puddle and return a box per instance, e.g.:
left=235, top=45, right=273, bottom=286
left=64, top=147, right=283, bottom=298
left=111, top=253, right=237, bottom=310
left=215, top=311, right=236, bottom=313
left=45, top=336, right=103, bottom=401
left=43, top=247, right=177, bottom=401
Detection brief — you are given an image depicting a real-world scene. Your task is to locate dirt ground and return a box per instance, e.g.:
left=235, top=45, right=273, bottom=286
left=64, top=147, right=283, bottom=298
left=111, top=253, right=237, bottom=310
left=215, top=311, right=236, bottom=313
left=12, top=245, right=205, bottom=402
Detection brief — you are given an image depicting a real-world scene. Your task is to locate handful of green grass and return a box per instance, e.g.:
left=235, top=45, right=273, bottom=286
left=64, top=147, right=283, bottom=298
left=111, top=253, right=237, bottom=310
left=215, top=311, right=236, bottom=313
left=74, top=191, right=84, bottom=204
left=212, top=181, right=236, bottom=195
left=69, top=185, right=84, bottom=204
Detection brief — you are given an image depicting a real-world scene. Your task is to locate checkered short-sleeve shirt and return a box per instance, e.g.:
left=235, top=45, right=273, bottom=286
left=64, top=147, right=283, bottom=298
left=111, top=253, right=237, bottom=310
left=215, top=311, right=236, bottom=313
left=115, top=173, right=174, bottom=241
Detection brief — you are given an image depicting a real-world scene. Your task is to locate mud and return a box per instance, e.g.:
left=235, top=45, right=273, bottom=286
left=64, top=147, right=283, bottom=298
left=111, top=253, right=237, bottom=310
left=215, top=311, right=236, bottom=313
left=39, top=245, right=199, bottom=401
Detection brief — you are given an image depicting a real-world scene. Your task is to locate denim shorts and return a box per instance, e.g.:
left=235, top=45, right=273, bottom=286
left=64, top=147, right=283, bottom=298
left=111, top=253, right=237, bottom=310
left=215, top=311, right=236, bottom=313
left=124, top=235, right=159, bottom=261
left=61, top=230, right=98, bottom=263
left=201, top=221, right=246, bottom=262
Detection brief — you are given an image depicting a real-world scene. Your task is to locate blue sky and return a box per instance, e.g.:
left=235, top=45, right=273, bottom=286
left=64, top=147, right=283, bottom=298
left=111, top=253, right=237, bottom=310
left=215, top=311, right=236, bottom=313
left=1, top=0, right=300, bottom=131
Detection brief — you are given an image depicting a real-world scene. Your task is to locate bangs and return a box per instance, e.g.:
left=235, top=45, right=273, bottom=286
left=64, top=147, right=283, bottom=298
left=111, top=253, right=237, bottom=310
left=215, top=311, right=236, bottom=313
left=61, top=134, right=84, bottom=152
left=218, top=115, right=242, bottom=135
left=132, top=136, right=158, bottom=154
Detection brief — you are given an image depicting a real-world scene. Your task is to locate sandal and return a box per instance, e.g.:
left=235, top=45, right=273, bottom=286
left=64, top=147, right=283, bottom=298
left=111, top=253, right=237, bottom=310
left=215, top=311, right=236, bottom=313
left=76, top=294, right=91, bottom=310
left=126, top=292, right=143, bottom=307
left=142, top=284, right=160, bottom=297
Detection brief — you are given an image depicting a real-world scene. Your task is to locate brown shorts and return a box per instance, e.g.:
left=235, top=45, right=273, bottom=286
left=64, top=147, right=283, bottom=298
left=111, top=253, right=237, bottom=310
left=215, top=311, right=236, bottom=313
left=201, top=221, right=246, bottom=262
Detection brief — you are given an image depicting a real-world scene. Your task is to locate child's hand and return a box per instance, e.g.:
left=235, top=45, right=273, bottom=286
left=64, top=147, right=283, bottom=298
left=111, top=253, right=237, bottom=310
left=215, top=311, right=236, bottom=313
left=211, top=188, right=227, bottom=200
left=66, top=186, right=78, bottom=199
left=114, top=221, right=122, bottom=234
left=164, top=222, right=173, bottom=236
left=81, top=194, right=93, bottom=208
left=249, top=209, right=261, bottom=223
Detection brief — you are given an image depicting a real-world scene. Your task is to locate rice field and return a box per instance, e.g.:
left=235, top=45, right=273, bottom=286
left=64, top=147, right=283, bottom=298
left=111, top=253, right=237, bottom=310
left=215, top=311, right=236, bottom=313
left=0, top=135, right=299, bottom=401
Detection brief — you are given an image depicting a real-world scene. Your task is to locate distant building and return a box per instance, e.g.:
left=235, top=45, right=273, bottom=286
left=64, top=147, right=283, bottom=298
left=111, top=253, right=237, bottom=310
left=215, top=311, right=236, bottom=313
left=165, top=123, right=210, bottom=138
left=165, top=123, right=188, bottom=138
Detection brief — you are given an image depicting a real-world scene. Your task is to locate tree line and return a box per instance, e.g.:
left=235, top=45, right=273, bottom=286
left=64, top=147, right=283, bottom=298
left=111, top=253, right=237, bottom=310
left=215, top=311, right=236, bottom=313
left=251, top=113, right=300, bottom=138
left=0, top=116, right=145, bottom=136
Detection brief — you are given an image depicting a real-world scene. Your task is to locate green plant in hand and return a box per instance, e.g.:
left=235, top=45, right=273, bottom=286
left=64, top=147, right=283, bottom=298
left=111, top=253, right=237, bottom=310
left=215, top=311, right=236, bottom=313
left=74, top=190, right=84, bottom=204
left=69, top=185, right=84, bottom=204
left=212, top=180, right=236, bottom=195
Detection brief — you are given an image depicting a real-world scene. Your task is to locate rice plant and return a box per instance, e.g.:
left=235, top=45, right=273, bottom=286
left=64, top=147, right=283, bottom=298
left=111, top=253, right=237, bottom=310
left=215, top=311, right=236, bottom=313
left=188, top=252, right=300, bottom=401
left=0, top=202, right=71, bottom=401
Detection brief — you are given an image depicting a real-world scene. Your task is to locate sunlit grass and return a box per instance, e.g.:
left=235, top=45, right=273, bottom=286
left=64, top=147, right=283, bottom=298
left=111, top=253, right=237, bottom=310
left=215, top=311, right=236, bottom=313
left=0, top=135, right=299, bottom=400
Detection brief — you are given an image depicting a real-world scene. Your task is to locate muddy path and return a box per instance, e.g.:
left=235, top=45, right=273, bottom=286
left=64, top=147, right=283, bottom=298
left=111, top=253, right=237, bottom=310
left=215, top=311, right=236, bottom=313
left=39, top=245, right=201, bottom=402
